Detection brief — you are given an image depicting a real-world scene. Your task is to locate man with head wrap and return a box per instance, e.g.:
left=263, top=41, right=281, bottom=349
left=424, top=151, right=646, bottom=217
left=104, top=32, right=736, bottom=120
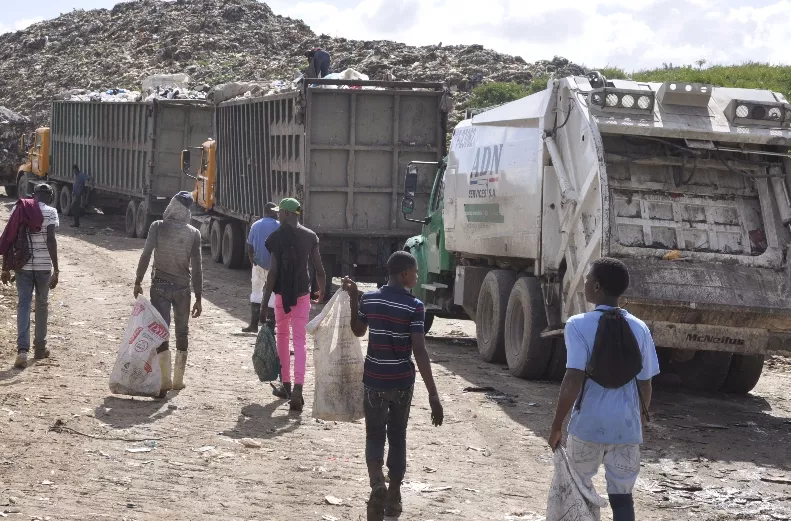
left=134, top=192, right=203, bottom=397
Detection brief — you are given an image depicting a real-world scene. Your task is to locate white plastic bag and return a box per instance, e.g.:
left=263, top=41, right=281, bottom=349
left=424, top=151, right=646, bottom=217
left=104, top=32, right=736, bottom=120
left=109, top=296, right=170, bottom=396
left=546, top=447, right=608, bottom=521
left=308, top=291, right=366, bottom=422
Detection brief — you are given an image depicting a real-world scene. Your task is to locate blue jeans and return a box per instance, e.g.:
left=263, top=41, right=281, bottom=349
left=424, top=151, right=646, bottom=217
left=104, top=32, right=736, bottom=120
left=15, top=270, right=51, bottom=353
left=364, top=386, right=414, bottom=482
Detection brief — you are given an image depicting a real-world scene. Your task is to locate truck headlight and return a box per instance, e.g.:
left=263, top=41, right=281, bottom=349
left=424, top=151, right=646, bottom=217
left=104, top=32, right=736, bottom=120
left=729, top=100, right=791, bottom=126
left=589, top=88, right=655, bottom=114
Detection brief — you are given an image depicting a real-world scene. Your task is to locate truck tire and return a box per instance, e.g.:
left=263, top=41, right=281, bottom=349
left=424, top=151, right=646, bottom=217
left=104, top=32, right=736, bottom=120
left=125, top=200, right=138, bottom=238
left=60, top=187, right=72, bottom=216
left=222, top=221, right=245, bottom=269
left=475, top=270, right=517, bottom=363
left=504, top=276, right=553, bottom=379
left=136, top=199, right=154, bottom=239
left=4, top=184, right=18, bottom=198
left=545, top=339, right=567, bottom=382
left=424, top=312, right=435, bottom=335
left=721, top=354, right=765, bottom=395
left=676, top=350, right=733, bottom=391
left=210, top=220, right=225, bottom=263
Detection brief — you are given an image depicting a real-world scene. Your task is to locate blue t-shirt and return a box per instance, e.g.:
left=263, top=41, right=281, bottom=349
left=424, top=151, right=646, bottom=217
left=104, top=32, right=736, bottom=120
left=72, top=171, right=91, bottom=197
left=247, top=217, right=279, bottom=269
left=565, top=306, right=660, bottom=445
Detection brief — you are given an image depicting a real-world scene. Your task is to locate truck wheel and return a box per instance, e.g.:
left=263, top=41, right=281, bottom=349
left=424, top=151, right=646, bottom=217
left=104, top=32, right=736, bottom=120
left=504, top=276, right=553, bottom=379
left=721, top=354, right=765, bottom=395
left=136, top=199, right=154, bottom=239
left=222, top=221, right=245, bottom=269
left=125, top=200, right=138, bottom=238
left=4, top=184, right=18, bottom=198
left=545, top=339, right=567, bottom=381
left=424, top=312, right=435, bottom=334
left=210, top=220, right=225, bottom=263
left=321, top=254, right=335, bottom=302
left=475, top=270, right=517, bottom=363
left=60, top=187, right=72, bottom=216
left=676, top=350, right=733, bottom=391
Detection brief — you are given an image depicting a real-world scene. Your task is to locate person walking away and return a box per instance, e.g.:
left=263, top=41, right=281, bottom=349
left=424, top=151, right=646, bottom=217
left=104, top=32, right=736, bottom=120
left=134, top=192, right=203, bottom=398
left=70, top=164, right=91, bottom=228
left=342, top=251, right=444, bottom=521
left=242, top=202, right=280, bottom=333
left=548, top=257, right=659, bottom=521
left=0, top=183, right=59, bottom=369
left=260, top=198, right=325, bottom=411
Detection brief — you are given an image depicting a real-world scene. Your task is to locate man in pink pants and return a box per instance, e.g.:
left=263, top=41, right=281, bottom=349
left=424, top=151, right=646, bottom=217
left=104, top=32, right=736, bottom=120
left=260, top=198, right=326, bottom=411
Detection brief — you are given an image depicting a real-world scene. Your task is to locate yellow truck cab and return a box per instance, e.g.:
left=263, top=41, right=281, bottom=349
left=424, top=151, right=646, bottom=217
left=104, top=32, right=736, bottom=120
left=17, top=127, right=50, bottom=196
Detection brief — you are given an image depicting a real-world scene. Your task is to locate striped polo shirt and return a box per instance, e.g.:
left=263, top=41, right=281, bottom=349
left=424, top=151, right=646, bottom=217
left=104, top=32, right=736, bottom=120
left=359, top=285, right=425, bottom=390
left=19, top=202, right=59, bottom=272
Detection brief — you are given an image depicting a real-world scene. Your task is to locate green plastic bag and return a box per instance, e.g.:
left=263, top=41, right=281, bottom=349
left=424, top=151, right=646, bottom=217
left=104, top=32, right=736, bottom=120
left=253, top=327, right=281, bottom=382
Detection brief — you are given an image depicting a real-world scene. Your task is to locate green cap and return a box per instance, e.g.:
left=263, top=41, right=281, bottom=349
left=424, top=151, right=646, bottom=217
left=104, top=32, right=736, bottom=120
left=279, top=198, right=301, bottom=214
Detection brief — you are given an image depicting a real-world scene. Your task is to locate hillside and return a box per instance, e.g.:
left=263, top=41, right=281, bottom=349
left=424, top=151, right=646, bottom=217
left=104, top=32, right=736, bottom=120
left=0, top=0, right=584, bottom=125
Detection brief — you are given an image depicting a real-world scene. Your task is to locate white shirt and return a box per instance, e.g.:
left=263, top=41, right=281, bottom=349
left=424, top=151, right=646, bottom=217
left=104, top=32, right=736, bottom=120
left=20, top=202, right=59, bottom=271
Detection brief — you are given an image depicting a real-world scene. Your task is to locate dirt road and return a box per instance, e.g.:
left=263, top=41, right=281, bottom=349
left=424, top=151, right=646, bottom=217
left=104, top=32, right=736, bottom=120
left=1, top=197, right=790, bottom=521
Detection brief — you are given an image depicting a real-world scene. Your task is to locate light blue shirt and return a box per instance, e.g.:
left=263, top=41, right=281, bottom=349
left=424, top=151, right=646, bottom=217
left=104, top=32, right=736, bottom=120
left=565, top=305, right=660, bottom=445
left=247, top=217, right=279, bottom=269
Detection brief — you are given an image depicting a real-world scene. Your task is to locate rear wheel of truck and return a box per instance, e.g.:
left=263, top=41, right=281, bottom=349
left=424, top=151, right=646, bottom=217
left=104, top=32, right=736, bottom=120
left=721, top=354, right=765, bottom=395
left=476, top=270, right=517, bottom=363
left=676, top=350, right=733, bottom=391
left=545, top=339, right=567, bottom=382
left=504, top=276, right=553, bottom=379
left=125, top=200, right=138, bottom=238
left=222, top=221, right=245, bottom=269
left=210, top=220, right=225, bottom=263
left=136, top=199, right=154, bottom=239
left=60, top=187, right=72, bottom=216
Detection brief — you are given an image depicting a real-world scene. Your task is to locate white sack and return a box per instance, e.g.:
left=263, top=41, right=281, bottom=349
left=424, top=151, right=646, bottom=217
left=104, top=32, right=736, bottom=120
left=546, top=447, right=608, bottom=521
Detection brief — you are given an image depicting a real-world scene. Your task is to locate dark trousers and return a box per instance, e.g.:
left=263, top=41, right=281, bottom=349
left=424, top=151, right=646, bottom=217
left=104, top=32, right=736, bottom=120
left=364, top=386, right=414, bottom=482
left=150, top=280, right=191, bottom=353
left=71, top=196, right=83, bottom=225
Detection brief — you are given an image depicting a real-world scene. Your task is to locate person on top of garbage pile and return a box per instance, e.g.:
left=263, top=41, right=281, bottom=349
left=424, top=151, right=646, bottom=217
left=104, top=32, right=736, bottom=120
left=70, top=164, right=92, bottom=228
left=304, top=47, right=331, bottom=78
left=134, top=191, right=203, bottom=398
left=260, top=197, right=325, bottom=411
left=242, top=202, right=280, bottom=333
left=342, top=251, right=444, bottom=521
left=548, top=257, right=659, bottom=521
left=1, top=183, right=59, bottom=370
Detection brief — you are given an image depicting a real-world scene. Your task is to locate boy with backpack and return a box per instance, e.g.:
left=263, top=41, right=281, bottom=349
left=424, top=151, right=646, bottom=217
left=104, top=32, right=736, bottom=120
left=549, top=257, right=659, bottom=521
left=342, top=251, right=444, bottom=521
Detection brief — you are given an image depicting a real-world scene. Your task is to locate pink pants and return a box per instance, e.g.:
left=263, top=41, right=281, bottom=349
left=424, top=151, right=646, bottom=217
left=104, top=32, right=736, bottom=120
left=274, top=294, right=311, bottom=385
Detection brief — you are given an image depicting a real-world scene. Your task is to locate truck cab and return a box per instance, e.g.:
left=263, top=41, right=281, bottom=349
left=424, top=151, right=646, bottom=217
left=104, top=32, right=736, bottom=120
left=182, top=139, right=217, bottom=211
left=17, top=127, right=50, bottom=195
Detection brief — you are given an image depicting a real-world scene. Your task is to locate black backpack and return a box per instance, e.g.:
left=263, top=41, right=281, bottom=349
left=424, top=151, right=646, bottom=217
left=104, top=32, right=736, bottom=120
left=575, top=308, right=650, bottom=420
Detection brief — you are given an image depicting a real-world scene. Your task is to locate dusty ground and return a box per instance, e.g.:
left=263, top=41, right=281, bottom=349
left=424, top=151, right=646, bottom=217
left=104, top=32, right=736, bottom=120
left=1, top=194, right=790, bottom=521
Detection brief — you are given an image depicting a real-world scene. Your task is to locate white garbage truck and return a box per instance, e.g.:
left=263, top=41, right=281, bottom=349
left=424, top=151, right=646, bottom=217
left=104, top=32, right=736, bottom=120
left=402, top=72, right=791, bottom=394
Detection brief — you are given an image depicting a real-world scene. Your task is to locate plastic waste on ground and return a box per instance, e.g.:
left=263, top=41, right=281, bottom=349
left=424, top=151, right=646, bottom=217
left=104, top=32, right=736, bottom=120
left=109, top=296, right=169, bottom=397
left=252, top=326, right=281, bottom=382
left=545, top=447, right=608, bottom=521
left=307, top=290, right=366, bottom=422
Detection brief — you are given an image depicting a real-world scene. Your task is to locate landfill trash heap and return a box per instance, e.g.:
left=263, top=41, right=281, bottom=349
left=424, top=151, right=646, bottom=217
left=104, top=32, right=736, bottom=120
left=0, top=107, right=31, bottom=173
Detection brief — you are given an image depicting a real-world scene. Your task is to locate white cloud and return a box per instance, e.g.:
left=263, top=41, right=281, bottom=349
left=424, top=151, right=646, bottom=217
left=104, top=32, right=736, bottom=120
left=0, top=16, right=43, bottom=35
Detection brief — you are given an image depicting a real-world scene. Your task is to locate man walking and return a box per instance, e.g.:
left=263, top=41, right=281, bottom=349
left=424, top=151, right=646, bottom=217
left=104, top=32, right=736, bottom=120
left=242, top=202, right=280, bottom=333
left=549, top=257, right=659, bottom=521
left=70, top=164, right=91, bottom=228
left=1, top=183, right=59, bottom=369
left=134, top=192, right=203, bottom=397
left=260, top=198, right=325, bottom=411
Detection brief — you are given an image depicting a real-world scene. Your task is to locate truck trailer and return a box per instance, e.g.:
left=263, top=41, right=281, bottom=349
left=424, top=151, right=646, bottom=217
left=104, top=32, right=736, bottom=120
left=402, top=73, right=791, bottom=394
left=182, top=78, right=449, bottom=289
left=17, top=99, right=212, bottom=237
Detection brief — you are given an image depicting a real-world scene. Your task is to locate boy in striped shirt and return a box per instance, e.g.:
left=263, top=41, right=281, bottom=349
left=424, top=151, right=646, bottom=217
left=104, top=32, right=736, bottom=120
left=343, top=251, right=444, bottom=521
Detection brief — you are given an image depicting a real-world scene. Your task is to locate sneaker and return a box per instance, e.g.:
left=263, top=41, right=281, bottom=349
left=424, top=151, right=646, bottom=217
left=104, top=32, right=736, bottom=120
left=271, top=382, right=291, bottom=399
left=14, top=352, right=28, bottom=369
left=33, top=346, right=50, bottom=360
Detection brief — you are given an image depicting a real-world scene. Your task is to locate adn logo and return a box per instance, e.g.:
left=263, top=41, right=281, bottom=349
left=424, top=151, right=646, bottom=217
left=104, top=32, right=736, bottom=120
left=148, top=322, right=168, bottom=340
left=128, top=327, right=144, bottom=344
left=686, top=333, right=745, bottom=346
left=134, top=340, right=150, bottom=353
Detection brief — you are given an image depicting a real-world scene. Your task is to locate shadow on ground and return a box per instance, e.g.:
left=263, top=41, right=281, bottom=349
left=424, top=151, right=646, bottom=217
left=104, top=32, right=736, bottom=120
left=94, top=395, right=175, bottom=429
left=220, top=401, right=302, bottom=440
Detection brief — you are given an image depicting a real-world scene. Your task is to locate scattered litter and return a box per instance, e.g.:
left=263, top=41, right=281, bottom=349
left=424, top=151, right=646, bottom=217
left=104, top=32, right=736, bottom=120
left=126, top=447, right=152, bottom=453
left=442, top=510, right=461, bottom=515
left=463, top=386, right=497, bottom=393
left=192, top=446, right=215, bottom=453
left=239, top=438, right=262, bottom=449
left=322, top=516, right=339, bottom=521
left=423, top=466, right=437, bottom=473
left=325, top=495, right=343, bottom=505
left=761, top=476, right=791, bottom=485
left=464, top=488, right=480, bottom=493
left=467, top=446, right=492, bottom=457
left=40, top=480, right=54, bottom=486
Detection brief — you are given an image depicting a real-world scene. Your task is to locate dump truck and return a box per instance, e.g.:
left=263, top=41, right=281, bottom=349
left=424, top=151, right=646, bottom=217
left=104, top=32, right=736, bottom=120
left=17, top=100, right=212, bottom=237
left=181, top=78, right=449, bottom=289
left=401, top=72, right=791, bottom=394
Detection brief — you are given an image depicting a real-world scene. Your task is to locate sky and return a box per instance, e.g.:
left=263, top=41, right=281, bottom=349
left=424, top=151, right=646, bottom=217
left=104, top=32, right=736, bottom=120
left=0, top=0, right=789, bottom=71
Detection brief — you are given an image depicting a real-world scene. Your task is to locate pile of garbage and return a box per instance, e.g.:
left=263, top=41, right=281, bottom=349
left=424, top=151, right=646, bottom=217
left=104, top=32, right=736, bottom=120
left=0, top=107, right=31, bottom=173
left=0, top=0, right=586, bottom=124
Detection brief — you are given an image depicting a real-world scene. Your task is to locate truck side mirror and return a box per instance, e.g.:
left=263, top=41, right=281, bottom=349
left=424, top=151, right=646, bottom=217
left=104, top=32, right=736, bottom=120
left=181, top=149, right=191, bottom=174
left=402, top=165, right=419, bottom=215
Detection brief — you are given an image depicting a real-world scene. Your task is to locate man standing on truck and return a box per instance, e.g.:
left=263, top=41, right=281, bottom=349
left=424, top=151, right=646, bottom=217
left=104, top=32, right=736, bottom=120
left=70, top=164, right=91, bottom=228
left=134, top=191, right=203, bottom=397
left=1, top=183, right=59, bottom=369
left=260, top=198, right=326, bottom=411
left=242, top=202, right=280, bottom=333
left=548, top=257, right=659, bottom=521
left=304, top=47, right=331, bottom=78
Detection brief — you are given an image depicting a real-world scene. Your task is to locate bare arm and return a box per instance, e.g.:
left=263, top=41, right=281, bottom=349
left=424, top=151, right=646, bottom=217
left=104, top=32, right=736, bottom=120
left=413, top=332, right=443, bottom=426
left=190, top=230, right=203, bottom=299
left=46, top=224, right=59, bottom=289
left=549, top=369, right=586, bottom=450
left=310, top=242, right=326, bottom=302
left=638, top=378, right=653, bottom=425
left=135, top=222, right=158, bottom=285
left=259, top=254, right=278, bottom=322
left=247, top=244, right=255, bottom=266
left=346, top=283, right=368, bottom=337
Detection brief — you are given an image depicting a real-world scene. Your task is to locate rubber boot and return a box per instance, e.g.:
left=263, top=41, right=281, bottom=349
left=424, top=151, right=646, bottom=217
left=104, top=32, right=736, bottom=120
left=290, top=384, right=305, bottom=411
left=609, top=494, right=635, bottom=521
left=14, top=351, right=28, bottom=369
left=173, top=351, right=187, bottom=390
left=242, top=303, right=260, bottom=333
left=33, top=343, right=50, bottom=360
left=158, top=350, right=172, bottom=398
left=272, top=381, right=292, bottom=399
left=384, top=479, right=403, bottom=519
left=367, top=460, right=387, bottom=521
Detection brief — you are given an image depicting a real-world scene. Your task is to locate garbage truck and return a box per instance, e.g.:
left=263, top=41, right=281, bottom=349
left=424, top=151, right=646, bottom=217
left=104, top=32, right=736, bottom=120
left=181, top=78, right=449, bottom=291
left=401, top=72, right=791, bottom=394
left=17, top=99, right=212, bottom=237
